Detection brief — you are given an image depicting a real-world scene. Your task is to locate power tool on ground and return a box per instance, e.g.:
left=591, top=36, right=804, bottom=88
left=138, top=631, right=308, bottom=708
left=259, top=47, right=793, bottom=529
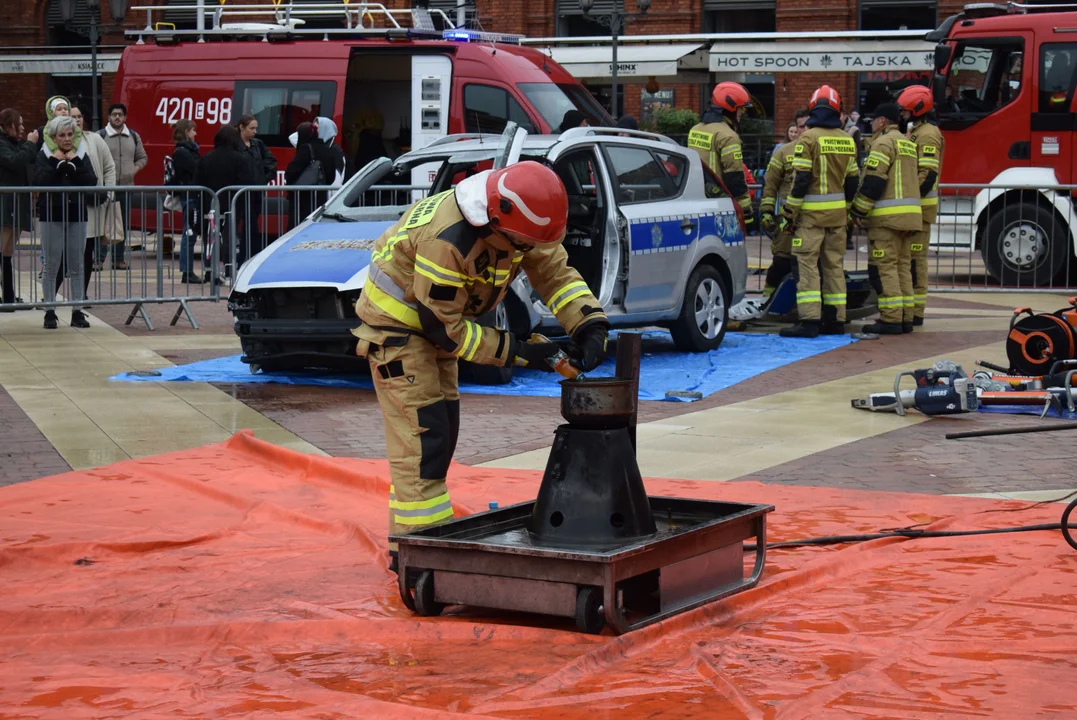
left=851, top=361, right=980, bottom=416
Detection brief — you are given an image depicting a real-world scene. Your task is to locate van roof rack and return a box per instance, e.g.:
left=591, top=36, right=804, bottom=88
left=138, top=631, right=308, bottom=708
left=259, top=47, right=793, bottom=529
left=126, top=1, right=467, bottom=43
left=963, top=1, right=1077, bottom=16
left=559, top=126, right=679, bottom=147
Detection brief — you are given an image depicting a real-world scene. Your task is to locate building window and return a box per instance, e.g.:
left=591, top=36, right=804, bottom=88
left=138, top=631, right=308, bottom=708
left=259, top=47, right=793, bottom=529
left=859, top=0, right=937, bottom=31
left=702, top=1, right=776, bottom=33
left=46, top=0, right=95, bottom=48
left=556, top=0, right=624, bottom=37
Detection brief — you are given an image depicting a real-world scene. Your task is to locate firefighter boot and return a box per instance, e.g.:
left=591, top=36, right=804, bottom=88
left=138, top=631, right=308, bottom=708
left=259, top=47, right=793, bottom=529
left=780, top=319, right=821, bottom=338
left=861, top=320, right=904, bottom=335
left=819, top=304, right=845, bottom=335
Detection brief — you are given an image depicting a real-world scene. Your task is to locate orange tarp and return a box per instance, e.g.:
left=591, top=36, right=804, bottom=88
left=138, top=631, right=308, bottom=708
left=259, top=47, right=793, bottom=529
left=1, top=431, right=1075, bottom=719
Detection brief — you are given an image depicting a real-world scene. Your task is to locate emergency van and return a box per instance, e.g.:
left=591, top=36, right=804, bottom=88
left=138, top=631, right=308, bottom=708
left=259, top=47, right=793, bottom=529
left=114, top=2, right=610, bottom=190
left=928, top=2, right=1077, bottom=284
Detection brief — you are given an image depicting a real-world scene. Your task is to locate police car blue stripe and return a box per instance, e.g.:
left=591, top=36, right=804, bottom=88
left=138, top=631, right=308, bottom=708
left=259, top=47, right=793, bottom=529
left=247, top=221, right=395, bottom=286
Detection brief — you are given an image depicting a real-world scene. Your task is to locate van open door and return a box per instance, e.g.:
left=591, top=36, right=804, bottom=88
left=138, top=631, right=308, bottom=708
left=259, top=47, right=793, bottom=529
left=411, top=55, right=453, bottom=199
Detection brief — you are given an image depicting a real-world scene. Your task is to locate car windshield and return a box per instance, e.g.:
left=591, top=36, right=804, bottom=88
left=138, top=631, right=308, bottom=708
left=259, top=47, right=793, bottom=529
left=518, top=82, right=611, bottom=131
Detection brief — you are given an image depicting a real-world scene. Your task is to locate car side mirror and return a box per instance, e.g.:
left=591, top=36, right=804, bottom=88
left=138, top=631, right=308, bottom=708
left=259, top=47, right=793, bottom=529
left=934, top=45, right=953, bottom=72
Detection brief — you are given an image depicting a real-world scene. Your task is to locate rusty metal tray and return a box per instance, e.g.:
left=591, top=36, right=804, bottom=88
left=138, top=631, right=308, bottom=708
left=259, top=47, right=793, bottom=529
left=393, top=496, right=773, bottom=634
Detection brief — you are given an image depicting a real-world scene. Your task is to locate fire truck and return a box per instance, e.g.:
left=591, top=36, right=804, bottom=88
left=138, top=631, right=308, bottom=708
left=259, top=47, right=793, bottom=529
left=928, top=2, right=1077, bottom=285
left=115, top=2, right=610, bottom=190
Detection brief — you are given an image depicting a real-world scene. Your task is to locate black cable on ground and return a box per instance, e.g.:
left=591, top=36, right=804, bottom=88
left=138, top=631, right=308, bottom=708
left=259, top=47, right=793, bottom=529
left=946, top=423, right=1077, bottom=440
left=745, top=498, right=1077, bottom=553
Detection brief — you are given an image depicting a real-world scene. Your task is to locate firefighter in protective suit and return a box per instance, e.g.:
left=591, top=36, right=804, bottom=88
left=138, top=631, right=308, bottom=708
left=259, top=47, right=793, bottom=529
left=897, top=85, right=944, bottom=328
left=352, top=161, right=609, bottom=569
left=758, top=128, right=798, bottom=299
left=851, top=103, right=923, bottom=334
left=778, top=86, right=860, bottom=338
left=688, top=82, right=755, bottom=229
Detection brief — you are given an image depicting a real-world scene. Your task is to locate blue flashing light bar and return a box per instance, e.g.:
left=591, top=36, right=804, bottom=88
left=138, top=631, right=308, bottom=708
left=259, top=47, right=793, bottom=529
left=443, top=29, right=523, bottom=45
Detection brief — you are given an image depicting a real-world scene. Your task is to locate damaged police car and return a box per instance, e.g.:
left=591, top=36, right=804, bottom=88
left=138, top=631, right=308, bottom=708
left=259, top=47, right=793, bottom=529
left=228, top=125, right=749, bottom=383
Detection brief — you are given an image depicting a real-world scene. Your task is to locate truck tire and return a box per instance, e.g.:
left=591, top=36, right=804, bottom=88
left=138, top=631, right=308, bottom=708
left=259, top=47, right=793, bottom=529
left=981, top=202, right=1068, bottom=287
left=669, top=264, right=730, bottom=352
left=458, top=293, right=531, bottom=386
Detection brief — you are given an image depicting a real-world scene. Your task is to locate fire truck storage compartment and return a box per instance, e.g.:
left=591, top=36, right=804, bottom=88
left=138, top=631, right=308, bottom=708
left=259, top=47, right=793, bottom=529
left=344, top=52, right=419, bottom=164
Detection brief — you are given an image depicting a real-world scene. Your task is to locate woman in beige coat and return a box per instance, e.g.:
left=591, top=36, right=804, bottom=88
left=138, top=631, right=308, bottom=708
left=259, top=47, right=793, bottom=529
left=70, top=106, right=115, bottom=296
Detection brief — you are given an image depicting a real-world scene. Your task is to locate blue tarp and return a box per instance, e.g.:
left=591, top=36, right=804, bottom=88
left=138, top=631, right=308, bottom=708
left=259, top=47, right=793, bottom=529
left=979, top=404, right=1077, bottom=420
left=112, top=331, right=854, bottom=402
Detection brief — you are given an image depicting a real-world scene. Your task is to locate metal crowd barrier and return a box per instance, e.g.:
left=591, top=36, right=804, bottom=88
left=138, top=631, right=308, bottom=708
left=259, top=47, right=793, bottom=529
left=0, top=185, right=221, bottom=329
left=741, top=182, right=1077, bottom=295
left=222, top=184, right=429, bottom=275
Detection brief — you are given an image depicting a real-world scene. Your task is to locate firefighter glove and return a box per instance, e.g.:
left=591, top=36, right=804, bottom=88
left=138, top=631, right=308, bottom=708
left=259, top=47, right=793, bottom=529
left=513, top=337, right=562, bottom=372
left=760, top=212, right=777, bottom=234
left=567, top=322, right=609, bottom=372
left=777, top=213, right=796, bottom=237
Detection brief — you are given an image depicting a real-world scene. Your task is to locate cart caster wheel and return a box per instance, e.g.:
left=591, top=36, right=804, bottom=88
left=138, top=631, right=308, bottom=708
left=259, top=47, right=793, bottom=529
left=575, top=586, right=605, bottom=634
left=414, top=570, right=444, bottom=617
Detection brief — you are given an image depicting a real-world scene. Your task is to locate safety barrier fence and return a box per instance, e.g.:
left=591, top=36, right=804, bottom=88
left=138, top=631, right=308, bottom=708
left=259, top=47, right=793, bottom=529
left=0, top=184, right=426, bottom=329
left=743, top=182, right=1077, bottom=296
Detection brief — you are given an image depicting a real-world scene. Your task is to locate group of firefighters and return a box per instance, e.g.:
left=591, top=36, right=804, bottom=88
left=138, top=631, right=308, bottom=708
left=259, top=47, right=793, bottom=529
left=689, top=80, right=944, bottom=338
left=351, top=80, right=944, bottom=565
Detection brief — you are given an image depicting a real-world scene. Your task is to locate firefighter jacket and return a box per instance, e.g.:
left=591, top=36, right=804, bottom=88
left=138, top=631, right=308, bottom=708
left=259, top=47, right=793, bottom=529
left=783, top=127, right=860, bottom=228
left=688, top=113, right=752, bottom=214
left=353, top=188, right=606, bottom=366
left=759, top=142, right=796, bottom=217
left=851, top=125, right=923, bottom=232
left=909, top=119, right=944, bottom=224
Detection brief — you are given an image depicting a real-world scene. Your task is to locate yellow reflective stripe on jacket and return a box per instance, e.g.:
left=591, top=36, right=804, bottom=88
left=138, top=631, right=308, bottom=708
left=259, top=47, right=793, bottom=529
left=414, top=254, right=467, bottom=287
left=373, top=230, right=408, bottom=264
left=921, top=196, right=939, bottom=207
left=918, top=157, right=940, bottom=169
left=869, top=198, right=921, bottom=217
left=549, top=280, right=591, bottom=315
left=454, top=320, right=483, bottom=362
left=802, top=192, right=846, bottom=211
left=364, top=282, right=422, bottom=329
left=852, top=195, right=874, bottom=213
left=720, top=144, right=742, bottom=157
left=867, top=151, right=890, bottom=166
left=791, top=157, right=813, bottom=170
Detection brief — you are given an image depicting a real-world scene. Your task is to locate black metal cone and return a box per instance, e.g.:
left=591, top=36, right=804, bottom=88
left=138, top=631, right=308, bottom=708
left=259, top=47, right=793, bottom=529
left=528, top=425, right=656, bottom=547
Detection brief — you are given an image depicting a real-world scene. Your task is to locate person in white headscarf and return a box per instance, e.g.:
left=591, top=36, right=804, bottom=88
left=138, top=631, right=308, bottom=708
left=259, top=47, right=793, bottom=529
left=315, top=117, right=348, bottom=186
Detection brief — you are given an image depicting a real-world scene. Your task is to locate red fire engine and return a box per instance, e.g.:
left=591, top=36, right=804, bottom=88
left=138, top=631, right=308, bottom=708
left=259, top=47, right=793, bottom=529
left=929, top=2, right=1077, bottom=285
left=114, top=2, right=610, bottom=189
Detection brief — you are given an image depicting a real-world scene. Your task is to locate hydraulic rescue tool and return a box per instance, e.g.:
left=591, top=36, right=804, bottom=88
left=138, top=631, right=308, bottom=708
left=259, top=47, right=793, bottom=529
left=851, top=361, right=979, bottom=416
left=850, top=360, right=1077, bottom=416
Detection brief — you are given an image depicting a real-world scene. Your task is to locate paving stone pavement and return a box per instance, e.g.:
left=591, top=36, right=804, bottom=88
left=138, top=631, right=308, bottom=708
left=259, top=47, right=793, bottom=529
left=0, top=385, right=71, bottom=487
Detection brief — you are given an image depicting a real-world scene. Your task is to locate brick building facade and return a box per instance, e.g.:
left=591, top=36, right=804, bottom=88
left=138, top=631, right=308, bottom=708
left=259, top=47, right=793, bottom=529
left=2, top=0, right=964, bottom=138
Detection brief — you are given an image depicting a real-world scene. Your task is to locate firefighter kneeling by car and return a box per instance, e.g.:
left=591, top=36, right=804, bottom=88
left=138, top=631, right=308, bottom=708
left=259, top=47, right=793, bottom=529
left=352, top=161, right=609, bottom=573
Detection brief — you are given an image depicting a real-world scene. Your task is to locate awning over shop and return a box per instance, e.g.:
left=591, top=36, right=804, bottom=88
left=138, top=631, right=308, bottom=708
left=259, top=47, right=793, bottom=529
left=546, top=43, right=707, bottom=80
left=0, top=54, right=121, bottom=76
left=709, top=40, right=935, bottom=73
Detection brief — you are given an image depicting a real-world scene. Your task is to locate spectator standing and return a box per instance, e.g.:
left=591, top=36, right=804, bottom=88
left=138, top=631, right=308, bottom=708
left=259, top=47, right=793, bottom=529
left=843, top=109, right=865, bottom=166
left=558, top=110, right=588, bottom=133
left=171, top=119, right=205, bottom=284
left=235, top=114, right=277, bottom=263
left=195, top=125, right=254, bottom=283
left=36, top=115, right=97, bottom=329
left=0, top=108, right=37, bottom=308
left=315, top=116, right=348, bottom=184
left=285, top=122, right=333, bottom=227
left=774, top=108, right=809, bottom=154
left=35, top=96, right=72, bottom=152
left=616, top=115, right=639, bottom=132
left=97, top=103, right=147, bottom=271
left=69, top=105, right=115, bottom=297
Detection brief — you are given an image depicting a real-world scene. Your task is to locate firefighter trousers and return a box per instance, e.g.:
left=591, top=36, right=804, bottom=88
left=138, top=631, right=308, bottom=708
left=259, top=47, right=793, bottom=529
left=868, top=227, right=915, bottom=324
left=791, top=224, right=847, bottom=322
left=764, top=231, right=794, bottom=297
left=910, top=222, right=930, bottom=321
left=363, top=335, right=461, bottom=549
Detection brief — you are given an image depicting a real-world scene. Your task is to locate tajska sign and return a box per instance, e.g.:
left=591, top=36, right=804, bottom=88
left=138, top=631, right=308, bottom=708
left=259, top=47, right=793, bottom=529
left=709, top=41, right=934, bottom=73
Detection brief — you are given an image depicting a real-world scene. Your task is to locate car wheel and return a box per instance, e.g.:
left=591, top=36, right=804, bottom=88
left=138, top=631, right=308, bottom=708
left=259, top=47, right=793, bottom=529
left=670, top=264, right=730, bottom=353
left=981, top=202, right=1068, bottom=287
left=458, top=293, right=530, bottom=386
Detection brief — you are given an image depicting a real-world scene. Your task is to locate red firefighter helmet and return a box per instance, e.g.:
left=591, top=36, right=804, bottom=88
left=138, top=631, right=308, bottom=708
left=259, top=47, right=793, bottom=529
left=486, top=161, right=568, bottom=246
left=897, top=85, right=935, bottom=117
left=810, top=85, right=843, bottom=112
left=711, top=82, right=751, bottom=113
